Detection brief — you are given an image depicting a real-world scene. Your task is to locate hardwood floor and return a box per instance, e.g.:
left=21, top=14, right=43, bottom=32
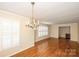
left=12, top=38, right=79, bottom=57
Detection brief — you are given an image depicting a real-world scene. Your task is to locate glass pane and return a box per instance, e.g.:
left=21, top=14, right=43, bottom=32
left=38, top=25, right=48, bottom=37
left=0, top=18, right=20, bottom=51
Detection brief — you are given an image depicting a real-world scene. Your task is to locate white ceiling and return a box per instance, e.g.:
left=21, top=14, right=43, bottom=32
left=0, top=2, right=79, bottom=24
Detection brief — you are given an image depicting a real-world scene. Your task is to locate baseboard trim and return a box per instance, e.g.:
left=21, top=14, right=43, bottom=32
left=8, top=44, right=34, bottom=57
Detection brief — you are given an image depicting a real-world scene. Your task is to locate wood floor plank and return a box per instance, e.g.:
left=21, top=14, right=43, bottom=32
left=12, top=38, right=79, bottom=57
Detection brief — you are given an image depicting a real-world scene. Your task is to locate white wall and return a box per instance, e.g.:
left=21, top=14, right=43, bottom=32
left=0, top=10, right=34, bottom=56
left=71, top=23, right=78, bottom=41
left=78, top=23, right=79, bottom=43
left=50, top=25, right=58, bottom=38
left=50, top=23, right=78, bottom=42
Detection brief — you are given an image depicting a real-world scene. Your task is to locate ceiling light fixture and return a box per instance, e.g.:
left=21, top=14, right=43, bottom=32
left=26, top=2, right=39, bottom=30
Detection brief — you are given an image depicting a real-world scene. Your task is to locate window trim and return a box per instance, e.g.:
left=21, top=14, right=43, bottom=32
left=38, top=25, right=49, bottom=37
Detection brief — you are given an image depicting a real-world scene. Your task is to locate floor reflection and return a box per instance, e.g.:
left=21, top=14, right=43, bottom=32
left=12, top=38, right=79, bottom=57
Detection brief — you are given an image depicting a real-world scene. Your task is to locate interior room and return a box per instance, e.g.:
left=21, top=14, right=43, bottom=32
left=59, top=26, right=70, bottom=39
left=0, top=2, right=79, bottom=57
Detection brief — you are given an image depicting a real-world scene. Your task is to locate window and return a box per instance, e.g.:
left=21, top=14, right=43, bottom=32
left=0, top=18, right=20, bottom=51
left=38, top=25, right=48, bottom=37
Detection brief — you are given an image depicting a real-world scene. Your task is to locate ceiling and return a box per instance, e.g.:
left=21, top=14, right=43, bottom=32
left=0, top=2, right=79, bottom=24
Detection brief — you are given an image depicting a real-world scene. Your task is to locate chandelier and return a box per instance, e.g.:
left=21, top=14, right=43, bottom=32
left=26, top=2, right=39, bottom=30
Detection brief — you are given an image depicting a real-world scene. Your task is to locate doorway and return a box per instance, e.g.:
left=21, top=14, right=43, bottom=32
left=59, top=26, right=71, bottom=40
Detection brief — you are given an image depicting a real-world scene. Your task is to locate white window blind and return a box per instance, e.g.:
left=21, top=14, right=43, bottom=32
left=38, top=25, right=48, bottom=37
left=0, top=18, right=20, bottom=51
